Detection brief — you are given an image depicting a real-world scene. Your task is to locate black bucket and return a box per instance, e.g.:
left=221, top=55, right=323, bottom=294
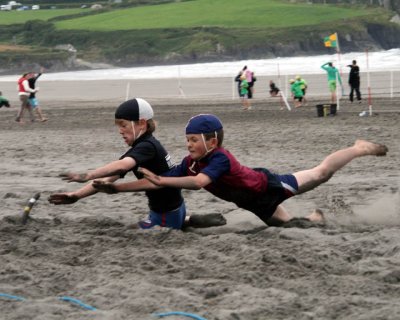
left=316, top=104, right=337, bottom=117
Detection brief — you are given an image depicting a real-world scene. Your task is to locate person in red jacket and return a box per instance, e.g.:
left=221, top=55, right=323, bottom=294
left=16, top=72, right=37, bottom=123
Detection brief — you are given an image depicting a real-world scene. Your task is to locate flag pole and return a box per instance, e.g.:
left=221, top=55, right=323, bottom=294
left=335, top=32, right=343, bottom=78
left=277, top=58, right=284, bottom=110
left=366, top=49, right=372, bottom=116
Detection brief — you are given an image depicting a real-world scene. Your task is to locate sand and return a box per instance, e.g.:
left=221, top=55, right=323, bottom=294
left=0, top=77, right=400, bottom=320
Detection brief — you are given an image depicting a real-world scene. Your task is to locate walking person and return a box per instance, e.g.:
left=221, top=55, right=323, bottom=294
left=347, top=60, right=362, bottom=103
left=16, top=73, right=37, bottom=123
left=290, top=79, right=303, bottom=108
left=28, top=67, right=48, bottom=122
left=295, top=75, right=308, bottom=105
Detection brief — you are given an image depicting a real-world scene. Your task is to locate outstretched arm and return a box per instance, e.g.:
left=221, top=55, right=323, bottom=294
left=92, top=177, right=160, bottom=194
left=48, top=175, right=119, bottom=205
left=60, top=157, right=136, bottom=183
left=138, top=167, right=212, bottom=190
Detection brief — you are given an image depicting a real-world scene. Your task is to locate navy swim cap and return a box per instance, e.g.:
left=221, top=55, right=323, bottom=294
left=115, top=98, right=154, bottom=121
left=185, top=114, right=223, bottom=134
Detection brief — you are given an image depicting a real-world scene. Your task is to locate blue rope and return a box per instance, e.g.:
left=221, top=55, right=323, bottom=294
left=154, top=311, right=207, bottom=320
left=0, top=293, right=26, bottom=301
left=58, top=296, right=97, bottom=311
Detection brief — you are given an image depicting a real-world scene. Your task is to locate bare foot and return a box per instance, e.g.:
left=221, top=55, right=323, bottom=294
left=305, top=209, right=324, bottom=222
left=40, top=118, right=48, bottom=122
left=355, top=139, right=388, bottom=156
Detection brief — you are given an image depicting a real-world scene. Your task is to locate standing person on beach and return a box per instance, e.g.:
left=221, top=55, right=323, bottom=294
left=28, top=67, right=48, bottom=122
left=48, top=99, right=224, bottom=229
left=247, top=71, right=256, bottom=99
left=16, top=73, right=37, bottom=123
left=239, top=74, right=251, bottom=110
left=0, top=91, right=10, bottom=108
left=96, top=114, right=388, bottom=227
left=234, top=65, right=247, bottom=97
left=347, top=60, right=362, bottom=103
left=321, top=62, right=342, bottom=103
left=290, top=79, right=303, bottom=108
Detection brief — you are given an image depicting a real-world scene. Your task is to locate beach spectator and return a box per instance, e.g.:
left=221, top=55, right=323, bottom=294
left=269, top=80, right=280, bottom=97
left=290, top=79, right=303, bottom=108
left=247, top=71, right=256, bottom=99
left=321, top=62, right=342, bottom=103
left=103, top=114, right=388, bottom=227
left=295, top=75, right=308, bottom=104
left=48, top=98, right=225, bottom=230
left=234, top=68, right=245, bottom=98
left=28, top=67, right=48, bottom=122
left=347, top=60, right=362, bottom=103
left=16, top=73, right=37, bottom=123
left=0, top=91, right=10, bottom=108
left=240, top=74, right=251, bottom=110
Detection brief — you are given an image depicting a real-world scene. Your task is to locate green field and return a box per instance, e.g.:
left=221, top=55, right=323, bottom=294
left=0, top=8, right=85, bottom=25
left=54, top=0, right=377, bottom=31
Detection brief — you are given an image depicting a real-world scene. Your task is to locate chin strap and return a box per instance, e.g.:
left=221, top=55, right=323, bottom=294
left=189, top=132, right=217, bottom=173
left=131, top=121, right=143, bottom=144
left=199, top=131, right=217, bottom=159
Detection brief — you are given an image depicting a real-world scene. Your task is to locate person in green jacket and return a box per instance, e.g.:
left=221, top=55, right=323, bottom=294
left=240, top=75, right=251, bottom=110
left=295, top=75, right=308, bottom=104
left=321, top=62, right=342, bottom=103
left=290, top=79, right=303, bottom=108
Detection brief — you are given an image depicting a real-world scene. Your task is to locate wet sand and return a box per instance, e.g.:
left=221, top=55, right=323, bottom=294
left=0, top=80, right=400, bottom=319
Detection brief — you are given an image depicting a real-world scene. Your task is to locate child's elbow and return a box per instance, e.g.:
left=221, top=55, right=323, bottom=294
left=192, top=183, right=203, bottom=190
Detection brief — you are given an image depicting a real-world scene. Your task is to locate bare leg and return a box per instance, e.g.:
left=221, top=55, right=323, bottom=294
left=294, top=140, right=388, bottom=194
left=16, top=95, right=28, bottom=122
left=267, top=205, right=291, bottom=225
left=331, top=91, right=336, bottom=103
left=35, top=107, right=48, bottom=121
left=27, top=105, right=35, bottom=122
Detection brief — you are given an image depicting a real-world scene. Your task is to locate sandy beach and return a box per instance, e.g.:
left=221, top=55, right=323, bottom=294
left=0, top=76, right=400, bottom=319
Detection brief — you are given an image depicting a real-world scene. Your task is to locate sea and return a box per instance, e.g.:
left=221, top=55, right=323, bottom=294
left=0, top=49, right=399, bottom=82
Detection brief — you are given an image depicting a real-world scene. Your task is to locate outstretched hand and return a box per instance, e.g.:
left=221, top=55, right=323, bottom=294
left=48, top=193, right=79, bottom=205
left=92, top=180, right=118, bottom=194
left=59, top=172, right=89, bottom=183
left=138, top=167, right=162, bottom=186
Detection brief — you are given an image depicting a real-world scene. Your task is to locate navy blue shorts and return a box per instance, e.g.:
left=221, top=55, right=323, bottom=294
left=138, top=202, right=186, bottom=230
left=240, top=168, right=298, bottom=223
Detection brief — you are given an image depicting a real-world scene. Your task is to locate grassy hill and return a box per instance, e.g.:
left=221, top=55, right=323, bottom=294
left=54, top=0, right=377, bottom=30
left=0, top=0, right=398, bottom=74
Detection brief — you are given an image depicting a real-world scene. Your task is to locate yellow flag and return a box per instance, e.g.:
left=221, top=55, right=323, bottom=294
left=324, top=33, right=337, bottom=48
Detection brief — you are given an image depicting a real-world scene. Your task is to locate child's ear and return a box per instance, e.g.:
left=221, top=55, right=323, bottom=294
left=211, top=137, right=219, bottom=147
